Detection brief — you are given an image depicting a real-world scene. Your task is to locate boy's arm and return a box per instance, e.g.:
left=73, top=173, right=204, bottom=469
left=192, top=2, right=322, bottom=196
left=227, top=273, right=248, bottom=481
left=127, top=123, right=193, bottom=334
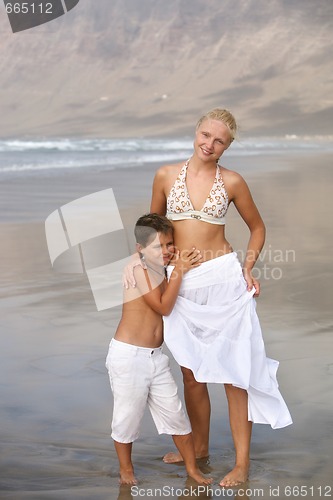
left=135, top=249, right=201, bottom=316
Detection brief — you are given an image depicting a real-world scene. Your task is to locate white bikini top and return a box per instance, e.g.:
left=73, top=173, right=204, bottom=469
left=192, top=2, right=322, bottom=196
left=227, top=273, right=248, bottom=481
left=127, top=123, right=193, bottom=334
left=166, top=160, right=229, bottom=225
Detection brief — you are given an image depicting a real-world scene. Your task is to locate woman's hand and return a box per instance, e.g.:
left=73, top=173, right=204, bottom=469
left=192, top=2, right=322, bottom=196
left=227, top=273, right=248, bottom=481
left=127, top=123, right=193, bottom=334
left=242, top=268, right=260, bottom=297
left=122, top=253, right=147, bottom=289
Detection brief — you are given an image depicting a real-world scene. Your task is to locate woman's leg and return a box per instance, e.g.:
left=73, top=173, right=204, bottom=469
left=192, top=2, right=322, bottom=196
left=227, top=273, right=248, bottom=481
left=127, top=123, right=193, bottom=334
left=220, top=384, right=252, bottom=487
left=182, top=367, right=211, bottom=457
left=164, top=366, right=210, bottom=463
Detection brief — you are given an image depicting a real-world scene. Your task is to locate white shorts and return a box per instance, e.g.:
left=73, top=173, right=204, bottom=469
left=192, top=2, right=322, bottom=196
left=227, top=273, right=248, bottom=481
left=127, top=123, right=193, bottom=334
left=105, top=338, right=191, bottom=443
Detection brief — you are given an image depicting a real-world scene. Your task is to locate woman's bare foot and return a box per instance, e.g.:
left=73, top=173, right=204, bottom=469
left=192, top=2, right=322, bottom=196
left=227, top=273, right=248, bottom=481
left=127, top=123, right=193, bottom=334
left=119, top=468, right=137, bottom=485
left=163, top=451, right=209, bottom=464
left=219, top=464, right=249, bottom=487
left=187, top=467, right=213, bottom=485
left=163, top=451, right=183, bottom=463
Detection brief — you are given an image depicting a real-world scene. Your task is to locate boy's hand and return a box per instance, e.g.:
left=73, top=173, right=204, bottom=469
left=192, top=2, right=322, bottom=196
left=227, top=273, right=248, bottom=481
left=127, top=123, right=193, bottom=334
left=122, top=253, right=147, bottom=289
left=174, top=247, right=202, bottom=274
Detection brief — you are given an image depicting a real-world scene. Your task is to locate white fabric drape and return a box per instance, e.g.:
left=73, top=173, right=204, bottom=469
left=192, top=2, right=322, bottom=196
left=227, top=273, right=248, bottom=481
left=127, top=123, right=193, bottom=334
left=164, top=252, right=292, bottom=429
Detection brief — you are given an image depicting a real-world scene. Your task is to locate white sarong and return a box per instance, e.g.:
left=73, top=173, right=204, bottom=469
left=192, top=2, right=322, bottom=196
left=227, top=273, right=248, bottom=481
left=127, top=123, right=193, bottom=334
left=163, top=252, right=292, bottom=429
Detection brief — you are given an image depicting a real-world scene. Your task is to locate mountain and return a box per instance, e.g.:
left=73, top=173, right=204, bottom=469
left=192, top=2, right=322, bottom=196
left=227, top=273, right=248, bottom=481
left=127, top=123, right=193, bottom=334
left=0, top=0, right=332, bottom=138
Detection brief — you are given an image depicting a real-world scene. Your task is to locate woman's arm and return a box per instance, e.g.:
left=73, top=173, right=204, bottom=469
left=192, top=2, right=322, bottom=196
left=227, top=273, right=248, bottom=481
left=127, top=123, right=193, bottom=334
left=228, top=171, right=266, bottom=296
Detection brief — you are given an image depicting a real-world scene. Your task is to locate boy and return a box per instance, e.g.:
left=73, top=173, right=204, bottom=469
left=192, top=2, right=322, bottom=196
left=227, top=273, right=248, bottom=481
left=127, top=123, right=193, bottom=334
left=105, top=213, right=211, bottom=485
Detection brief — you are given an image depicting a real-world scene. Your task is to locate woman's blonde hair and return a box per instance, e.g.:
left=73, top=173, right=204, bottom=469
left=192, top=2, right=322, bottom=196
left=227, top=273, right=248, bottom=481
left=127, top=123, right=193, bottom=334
left=196, top=108, right=237, bottom=142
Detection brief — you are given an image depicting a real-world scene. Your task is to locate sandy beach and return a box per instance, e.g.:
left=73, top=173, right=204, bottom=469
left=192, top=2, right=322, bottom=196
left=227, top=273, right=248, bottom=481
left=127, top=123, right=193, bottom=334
left=0, top=151, right=332, bottom=499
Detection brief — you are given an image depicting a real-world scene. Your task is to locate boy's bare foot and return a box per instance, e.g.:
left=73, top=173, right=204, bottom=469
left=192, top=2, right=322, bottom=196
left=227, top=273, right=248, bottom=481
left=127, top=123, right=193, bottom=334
left=219, top=464, right=249, bottom=487
left=119, top=468, right=137, bottom=485
left=187, top=468, right=213, bottom=485
left=163, top=451, right=208, bottom=464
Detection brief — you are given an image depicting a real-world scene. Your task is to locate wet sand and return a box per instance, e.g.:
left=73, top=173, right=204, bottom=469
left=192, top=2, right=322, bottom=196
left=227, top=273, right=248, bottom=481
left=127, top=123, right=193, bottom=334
left=0, top=152, right=332, bottom=499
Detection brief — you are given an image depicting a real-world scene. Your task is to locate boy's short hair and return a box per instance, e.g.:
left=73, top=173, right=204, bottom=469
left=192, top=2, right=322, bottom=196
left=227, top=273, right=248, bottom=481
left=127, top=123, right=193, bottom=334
left=135, top=213, right=174, bottom=247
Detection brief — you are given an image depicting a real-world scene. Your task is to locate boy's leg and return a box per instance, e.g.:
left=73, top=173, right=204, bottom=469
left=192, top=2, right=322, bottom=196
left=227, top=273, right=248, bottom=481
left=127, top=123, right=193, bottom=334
left=164, top=366, right=210, bottom=463
left=106, top=342, right=151, bottom=483
left=172, top=433, right=212, bottom=485
left=113, top=440, right=137, bottom=485
left=147, top=352, right=211, bottom=484
left=106, top=342, right=149, bottom=443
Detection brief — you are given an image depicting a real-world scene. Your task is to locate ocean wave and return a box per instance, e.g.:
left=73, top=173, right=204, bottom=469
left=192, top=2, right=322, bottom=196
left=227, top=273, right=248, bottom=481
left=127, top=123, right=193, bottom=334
left=0, top=136, right=332, bottom=174
left=0, top=138, right=194, bottom=153
left=1, top=135, right=332, bottom=153
left=0, top=152, right=193, bottom=173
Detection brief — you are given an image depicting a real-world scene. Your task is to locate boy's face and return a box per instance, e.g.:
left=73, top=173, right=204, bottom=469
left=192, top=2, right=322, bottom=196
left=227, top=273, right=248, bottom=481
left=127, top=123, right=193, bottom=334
left=139, top=230, right=175, bottom=267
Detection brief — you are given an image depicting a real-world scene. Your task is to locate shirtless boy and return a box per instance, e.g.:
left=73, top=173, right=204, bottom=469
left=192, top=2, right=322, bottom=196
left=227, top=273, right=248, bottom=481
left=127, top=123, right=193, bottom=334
left=105, top=213, right=211, bottom=486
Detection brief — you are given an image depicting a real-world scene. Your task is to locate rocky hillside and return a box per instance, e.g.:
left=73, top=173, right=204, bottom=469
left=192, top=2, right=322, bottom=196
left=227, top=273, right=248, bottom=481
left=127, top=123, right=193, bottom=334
left=0, top=0, right=332, bottom=137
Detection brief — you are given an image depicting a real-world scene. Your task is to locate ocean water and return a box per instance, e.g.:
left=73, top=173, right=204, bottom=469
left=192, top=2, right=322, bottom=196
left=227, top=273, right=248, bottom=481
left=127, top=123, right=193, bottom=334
left=0, top=135, right=332, bottom=177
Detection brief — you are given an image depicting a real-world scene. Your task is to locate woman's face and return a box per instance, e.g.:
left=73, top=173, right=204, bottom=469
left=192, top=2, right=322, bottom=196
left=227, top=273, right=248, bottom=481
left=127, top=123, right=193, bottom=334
left=194, top=118, right=232, bottom=162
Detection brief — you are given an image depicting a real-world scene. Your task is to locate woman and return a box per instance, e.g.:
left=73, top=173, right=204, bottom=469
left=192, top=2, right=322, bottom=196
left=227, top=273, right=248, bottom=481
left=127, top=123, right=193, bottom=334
left=128, top=109, right=292, bottom=487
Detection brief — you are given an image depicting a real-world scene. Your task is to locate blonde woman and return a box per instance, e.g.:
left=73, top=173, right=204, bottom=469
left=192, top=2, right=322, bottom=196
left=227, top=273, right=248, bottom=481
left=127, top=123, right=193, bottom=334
left=126, top=109, right=292, bottom=487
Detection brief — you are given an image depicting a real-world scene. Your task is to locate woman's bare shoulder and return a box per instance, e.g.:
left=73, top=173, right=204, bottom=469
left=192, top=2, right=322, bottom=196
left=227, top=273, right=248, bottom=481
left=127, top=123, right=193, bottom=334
left=220, top=166, right=246, bottom=186
left=220, top=166, right=249, bottom=201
